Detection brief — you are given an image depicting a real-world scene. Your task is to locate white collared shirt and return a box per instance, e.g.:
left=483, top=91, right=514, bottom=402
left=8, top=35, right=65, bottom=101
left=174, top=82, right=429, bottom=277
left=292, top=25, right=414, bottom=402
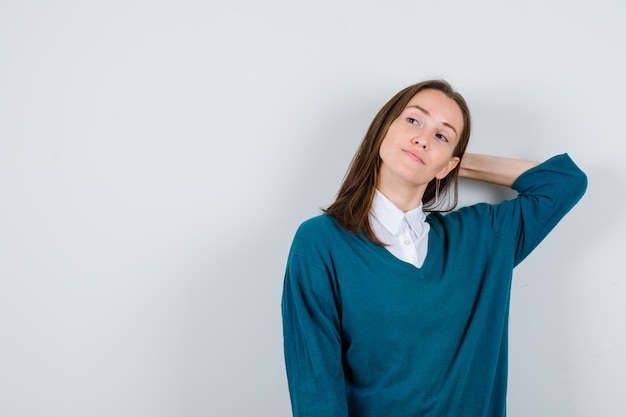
left=369, top=190, right=430, bottom=268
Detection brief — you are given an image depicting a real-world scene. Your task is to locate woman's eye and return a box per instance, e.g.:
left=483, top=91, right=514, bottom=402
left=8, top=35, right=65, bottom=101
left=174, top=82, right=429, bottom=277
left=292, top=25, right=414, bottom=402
left=407, top=118, right=419, bottom=125
left=436, top=133, right=448, bottom=142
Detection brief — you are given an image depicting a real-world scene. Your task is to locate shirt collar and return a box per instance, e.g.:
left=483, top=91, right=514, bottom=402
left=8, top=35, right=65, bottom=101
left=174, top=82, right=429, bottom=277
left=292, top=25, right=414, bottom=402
left=371, top=190, right=426, bottom=236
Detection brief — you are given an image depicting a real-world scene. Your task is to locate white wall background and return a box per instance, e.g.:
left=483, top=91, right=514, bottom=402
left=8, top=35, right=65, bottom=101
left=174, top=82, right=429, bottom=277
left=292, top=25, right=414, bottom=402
left=1, top=1, right=624, bottom=416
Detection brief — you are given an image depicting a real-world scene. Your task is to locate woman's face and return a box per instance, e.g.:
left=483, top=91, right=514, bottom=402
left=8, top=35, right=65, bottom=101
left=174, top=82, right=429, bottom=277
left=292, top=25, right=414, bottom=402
left=378, top=88, right=463, bottom=193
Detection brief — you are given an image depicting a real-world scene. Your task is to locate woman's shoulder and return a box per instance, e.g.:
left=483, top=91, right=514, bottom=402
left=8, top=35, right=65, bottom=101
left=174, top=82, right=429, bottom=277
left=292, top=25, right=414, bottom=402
left=427, top=203, right=495, bottom=229
left=292, top=213, right=346, bottom=245
left=296, top=213, right=337, bottom=233
left=288, top=213, right=361, bottom=265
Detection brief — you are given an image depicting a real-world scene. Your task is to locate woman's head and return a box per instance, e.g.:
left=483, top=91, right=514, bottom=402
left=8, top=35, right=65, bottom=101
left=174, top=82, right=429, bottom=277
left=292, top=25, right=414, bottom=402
left=324, top=79, right=472, bottom=243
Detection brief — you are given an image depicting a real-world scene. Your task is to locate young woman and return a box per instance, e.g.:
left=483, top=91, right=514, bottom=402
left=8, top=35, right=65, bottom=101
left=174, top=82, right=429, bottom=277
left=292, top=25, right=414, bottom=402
left=281, top=79, right=587, bottom=417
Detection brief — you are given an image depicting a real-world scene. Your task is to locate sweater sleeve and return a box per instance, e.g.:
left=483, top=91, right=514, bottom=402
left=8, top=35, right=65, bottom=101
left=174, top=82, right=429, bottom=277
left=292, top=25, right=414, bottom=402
left=503, top=153, right=587, bottom=266
left=281, top=221, right=349, bottom=417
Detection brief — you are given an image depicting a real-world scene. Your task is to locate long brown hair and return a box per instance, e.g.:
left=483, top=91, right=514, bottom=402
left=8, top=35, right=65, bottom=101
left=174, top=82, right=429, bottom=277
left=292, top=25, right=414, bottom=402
left=324, top=79, right=472, bottom=244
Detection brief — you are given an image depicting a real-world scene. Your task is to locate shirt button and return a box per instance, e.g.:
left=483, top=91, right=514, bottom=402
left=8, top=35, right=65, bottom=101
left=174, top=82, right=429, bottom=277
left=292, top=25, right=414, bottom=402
left=404, top=240, right=411, bottom=245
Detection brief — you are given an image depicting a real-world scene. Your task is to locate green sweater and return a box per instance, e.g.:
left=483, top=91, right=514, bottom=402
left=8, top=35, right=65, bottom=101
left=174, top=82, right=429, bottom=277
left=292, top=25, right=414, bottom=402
left=282, top=154, right=587, bottom=417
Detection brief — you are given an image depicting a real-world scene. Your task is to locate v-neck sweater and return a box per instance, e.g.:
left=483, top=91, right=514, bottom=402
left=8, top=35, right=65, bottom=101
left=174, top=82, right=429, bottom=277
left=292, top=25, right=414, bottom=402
left=282, top=154, right=587, bottom=417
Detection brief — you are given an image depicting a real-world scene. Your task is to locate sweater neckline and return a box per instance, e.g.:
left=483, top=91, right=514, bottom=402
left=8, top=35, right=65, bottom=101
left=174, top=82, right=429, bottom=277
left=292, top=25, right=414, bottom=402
left=366, top=221, right=439, bottom=278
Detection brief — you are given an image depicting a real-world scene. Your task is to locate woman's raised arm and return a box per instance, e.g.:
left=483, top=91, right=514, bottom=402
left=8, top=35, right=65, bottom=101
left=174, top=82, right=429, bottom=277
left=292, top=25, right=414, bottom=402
left=458, top=153, right=540, bottom=187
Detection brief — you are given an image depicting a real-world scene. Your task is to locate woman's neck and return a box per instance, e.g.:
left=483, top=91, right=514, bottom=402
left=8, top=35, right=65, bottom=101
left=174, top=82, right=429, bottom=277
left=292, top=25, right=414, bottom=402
left=376, top=182, right=426, bottom=213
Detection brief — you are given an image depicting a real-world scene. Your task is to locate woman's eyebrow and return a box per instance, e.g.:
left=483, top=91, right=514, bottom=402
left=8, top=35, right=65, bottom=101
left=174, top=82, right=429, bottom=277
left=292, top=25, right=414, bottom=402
left=407, top=105, right=458, bottom=136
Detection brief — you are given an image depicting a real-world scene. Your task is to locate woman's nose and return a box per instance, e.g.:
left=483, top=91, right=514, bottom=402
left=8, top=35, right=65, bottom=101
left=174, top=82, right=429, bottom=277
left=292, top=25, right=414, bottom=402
left=413, top=137, right=427, bottom=149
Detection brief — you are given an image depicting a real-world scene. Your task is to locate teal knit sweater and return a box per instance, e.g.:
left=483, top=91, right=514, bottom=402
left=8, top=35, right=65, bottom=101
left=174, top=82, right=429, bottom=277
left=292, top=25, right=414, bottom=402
left=282, top=154, right=587, bottom=417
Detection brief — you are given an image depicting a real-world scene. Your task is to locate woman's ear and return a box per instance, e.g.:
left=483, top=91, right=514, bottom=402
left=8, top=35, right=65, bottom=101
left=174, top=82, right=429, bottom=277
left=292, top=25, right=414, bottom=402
left=436, top=157, right=460, bottom=180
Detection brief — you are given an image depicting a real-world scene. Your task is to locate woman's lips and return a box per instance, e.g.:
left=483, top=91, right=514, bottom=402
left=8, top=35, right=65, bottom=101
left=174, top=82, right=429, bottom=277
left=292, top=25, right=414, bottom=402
left=403, top=149, right=425, bottom=164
